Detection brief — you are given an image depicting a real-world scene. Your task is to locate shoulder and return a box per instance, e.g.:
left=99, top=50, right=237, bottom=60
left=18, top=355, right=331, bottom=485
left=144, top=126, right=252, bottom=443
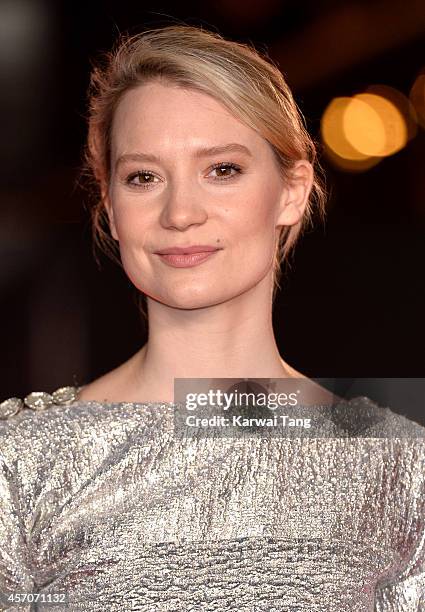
left=0, top=386, right=84, bottom=502
left=0, top=385, right=149, bottom=493
left=0, top=385, right=129, bottom=463
left=0, top=385, right=84, bottom=459
left=325, top=395, right=425, bottom=439
left=0, top=384, right=169, bottom=460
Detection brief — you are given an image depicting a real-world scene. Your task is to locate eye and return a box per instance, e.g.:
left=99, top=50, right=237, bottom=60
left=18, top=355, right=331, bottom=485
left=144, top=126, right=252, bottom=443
left=125, top=171, right=160, bottom=188
left=208, top=162, right=242, bottom=180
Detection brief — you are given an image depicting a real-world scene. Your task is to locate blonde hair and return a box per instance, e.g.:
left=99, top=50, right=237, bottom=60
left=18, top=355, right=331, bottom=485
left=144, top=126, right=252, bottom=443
left=82, top=24, right=327, bottom=315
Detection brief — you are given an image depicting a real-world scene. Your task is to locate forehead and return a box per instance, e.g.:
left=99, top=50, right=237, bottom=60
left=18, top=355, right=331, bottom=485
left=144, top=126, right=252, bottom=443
left=110, top=81, right=268, bottom=158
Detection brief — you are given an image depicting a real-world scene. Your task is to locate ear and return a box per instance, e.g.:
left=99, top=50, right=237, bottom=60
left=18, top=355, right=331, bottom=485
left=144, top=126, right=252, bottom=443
left=275, top=160, right=314, bottom=227
left=103, top=188, right=119, bottom=241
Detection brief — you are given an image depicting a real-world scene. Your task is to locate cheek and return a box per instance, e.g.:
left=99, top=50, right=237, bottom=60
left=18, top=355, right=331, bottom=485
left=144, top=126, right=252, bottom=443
left=109, top=199, right=154, bottom=291
left=112, top=198, right=150, bottom=247
left=229, top=184, right=279, bottom=249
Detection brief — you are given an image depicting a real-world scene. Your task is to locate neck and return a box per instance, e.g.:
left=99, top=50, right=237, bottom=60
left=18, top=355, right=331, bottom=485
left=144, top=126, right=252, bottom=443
left=124, top=278, right=302, bottom=403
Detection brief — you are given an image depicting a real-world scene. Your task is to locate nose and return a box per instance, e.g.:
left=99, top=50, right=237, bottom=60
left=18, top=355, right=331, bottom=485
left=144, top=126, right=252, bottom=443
left=159, top=181, right=209, bottom=231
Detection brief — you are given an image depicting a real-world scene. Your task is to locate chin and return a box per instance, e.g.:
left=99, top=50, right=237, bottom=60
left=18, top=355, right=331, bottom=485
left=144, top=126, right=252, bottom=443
left=146, top=288, right=230, bottom=310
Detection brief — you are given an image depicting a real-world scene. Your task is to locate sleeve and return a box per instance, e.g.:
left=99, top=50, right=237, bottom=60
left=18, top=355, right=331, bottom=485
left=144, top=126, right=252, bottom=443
left=374, top=434, right=425, bottom=611
left=374, top=462, right=425, bottom=610
left=0, top=441, right=34, bottom=611
left=374, top=545, right=425, bottom=611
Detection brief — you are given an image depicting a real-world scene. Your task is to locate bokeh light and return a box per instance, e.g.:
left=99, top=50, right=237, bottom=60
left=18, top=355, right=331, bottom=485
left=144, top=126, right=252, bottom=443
left=321, top=97, right=371, bottom=161
left=345, top=93, right=407, bottom=157
left=322, top=143, right=381, bottom=172
left=321, top=87, right=412, bottom=171
left=343, top=95, right=388, bottom=157
left=409, top=72, right=425, bottom=130
left=365, top=84, right=417, bottom=142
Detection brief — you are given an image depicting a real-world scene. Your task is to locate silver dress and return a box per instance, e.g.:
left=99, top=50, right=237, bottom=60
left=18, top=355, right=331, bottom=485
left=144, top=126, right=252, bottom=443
left=0, top=386, right=424, bottom=611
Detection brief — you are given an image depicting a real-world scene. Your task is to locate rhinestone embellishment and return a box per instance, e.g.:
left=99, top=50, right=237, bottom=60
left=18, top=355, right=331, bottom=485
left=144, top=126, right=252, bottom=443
left=24, top=392, right=54, bottom=411
left=52, top=386, right=79, bottom=405
left=0, top=397, right=24, bottom=419
left=0, top=385, right=80, bottom=420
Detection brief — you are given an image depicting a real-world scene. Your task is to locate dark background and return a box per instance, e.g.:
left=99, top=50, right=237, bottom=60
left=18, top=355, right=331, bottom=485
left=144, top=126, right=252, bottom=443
left=1, top=0, right=424, bottom=418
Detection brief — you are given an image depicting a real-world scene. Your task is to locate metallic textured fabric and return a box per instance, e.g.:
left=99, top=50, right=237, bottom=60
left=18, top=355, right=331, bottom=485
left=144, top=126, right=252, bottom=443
left=0, top=388, right=424, bottom=611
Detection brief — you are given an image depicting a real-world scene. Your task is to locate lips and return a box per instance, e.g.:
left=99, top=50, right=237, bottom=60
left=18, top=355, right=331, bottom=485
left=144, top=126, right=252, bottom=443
left=155, top=247, right=222, bottom=269
left=154, top=245, right=221, bottom=255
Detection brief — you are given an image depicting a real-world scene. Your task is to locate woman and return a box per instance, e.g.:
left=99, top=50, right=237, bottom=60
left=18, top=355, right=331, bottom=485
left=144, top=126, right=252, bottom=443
left=1, top=25, right=424, bottom=611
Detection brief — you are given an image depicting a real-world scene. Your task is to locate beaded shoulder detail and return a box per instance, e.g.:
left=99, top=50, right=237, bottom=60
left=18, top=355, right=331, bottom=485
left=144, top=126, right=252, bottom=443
left=0, top=386, right=82, bottom=420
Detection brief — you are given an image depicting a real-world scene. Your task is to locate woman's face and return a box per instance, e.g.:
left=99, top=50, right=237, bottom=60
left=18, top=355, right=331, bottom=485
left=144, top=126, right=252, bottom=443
left=106, top=80, right=310, bottom=309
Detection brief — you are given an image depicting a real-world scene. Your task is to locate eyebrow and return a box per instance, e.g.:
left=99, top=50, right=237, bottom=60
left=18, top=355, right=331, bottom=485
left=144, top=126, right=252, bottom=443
left=114, top=143, right=253, bottom=169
